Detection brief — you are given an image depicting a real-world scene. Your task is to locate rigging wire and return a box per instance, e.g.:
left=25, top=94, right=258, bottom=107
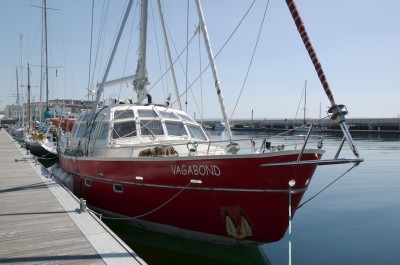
left=155, top=23, right=202, bottom=112
left=158, top=0, right=256, bottom=113
left=118, top=1, right=138, bottom=101
left=297, top=164, right=359, bottom=209
left=150, top=0, right=168, bottom=99
left=53, top=0, right=68, bottom=100
left=90, top=0, right=110, bottom=99
left=146, top=1, right=256, bottom=119
left=87, top=0, right=95, bottom=101
left=147, top=30, right=197, bottom=94
left=230, top=0, right=270, bottom=119
left=185, top=0, right=190, bottom=113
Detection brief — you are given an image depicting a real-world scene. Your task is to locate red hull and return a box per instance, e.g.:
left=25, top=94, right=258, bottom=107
left=59, top=151, right=322, bottom=245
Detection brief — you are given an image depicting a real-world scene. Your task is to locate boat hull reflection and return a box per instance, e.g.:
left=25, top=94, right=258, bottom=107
left=104, top=219, right=272, bottom=265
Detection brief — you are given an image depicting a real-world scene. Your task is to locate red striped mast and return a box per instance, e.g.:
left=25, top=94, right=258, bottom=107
left=285, top=0, right=360, bottom=157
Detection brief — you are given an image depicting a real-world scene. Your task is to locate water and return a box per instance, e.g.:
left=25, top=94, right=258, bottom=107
left=106, top=131, right=400, bottom=265
left=263, top=132, right=400, bottom=265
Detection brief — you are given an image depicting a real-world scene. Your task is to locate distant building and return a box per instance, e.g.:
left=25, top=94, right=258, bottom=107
left=2, top=104, right=20, bottom=124
left=2, top=99, right=93, bottom=122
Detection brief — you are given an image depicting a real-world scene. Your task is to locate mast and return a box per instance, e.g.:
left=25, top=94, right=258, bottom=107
left=285, top=0, right=359, bottom=157
left=20, top=34, right=25, bottom=129
left=133, top=0, right=150, bottom=105
left=195, top=0, right=233, bottom=139
left=28, top=64, right=31, bottom=132
left=43, top=0, right=50, bottom=119
left=39, top=0, right=44, bottom=122
left=16, top=68, right=20, bottom=124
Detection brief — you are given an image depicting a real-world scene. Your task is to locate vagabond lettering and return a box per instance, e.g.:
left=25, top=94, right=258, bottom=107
left=171, top=164, right=221, bottom=176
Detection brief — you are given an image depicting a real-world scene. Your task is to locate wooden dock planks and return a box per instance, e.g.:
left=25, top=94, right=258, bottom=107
left=0, top=130, right=145, bottom=265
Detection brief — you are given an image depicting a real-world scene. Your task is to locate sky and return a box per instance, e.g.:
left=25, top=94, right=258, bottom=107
left=1, top=0, right=399, bottom=120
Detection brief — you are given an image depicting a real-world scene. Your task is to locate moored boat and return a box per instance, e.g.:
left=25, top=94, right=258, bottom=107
left=56, top=0, right=363, bottom=246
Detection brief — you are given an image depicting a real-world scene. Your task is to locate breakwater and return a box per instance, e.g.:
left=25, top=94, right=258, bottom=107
left=199, top=118, right=400, bottom=133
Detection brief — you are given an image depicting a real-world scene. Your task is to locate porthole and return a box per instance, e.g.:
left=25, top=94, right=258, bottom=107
left=113, top=184, right=123, bottom=193
left=85, top=179, right=91, bottom=187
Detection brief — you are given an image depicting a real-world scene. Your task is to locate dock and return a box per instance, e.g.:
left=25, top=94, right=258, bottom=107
left=0, top=129, right=146, bottom=264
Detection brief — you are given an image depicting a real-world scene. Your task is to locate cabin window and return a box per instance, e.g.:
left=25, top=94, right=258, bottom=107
left=112, top=121, right=137, bottom=139
left=187, top=125, right=207, bottom=141
left=71, top=124, right=78, bottom=137
left=140, top=120, right=164, bottom=136
left=178, top=113, right=195, bottom=122
left=160, top=111, right=178, bottom=119
left=89, top=122, right=98, bottom=139
left=114, top=109, right=134, bottom=120
left=137, top=109, right=158, bottom=118
left=113, top=184, right=123, bottom=193
left=97, top=123, right=109, bottom=140
left=76, top=124, right=87, bottom=137
left=83, top=113, right=94, bottom=121
left=85, top=179, right=91, bottom=187
left=165, top=121, right=187, bottom=136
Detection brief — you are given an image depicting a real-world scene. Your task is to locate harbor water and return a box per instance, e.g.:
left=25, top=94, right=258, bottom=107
left=263, top=132, right=400, bottom=265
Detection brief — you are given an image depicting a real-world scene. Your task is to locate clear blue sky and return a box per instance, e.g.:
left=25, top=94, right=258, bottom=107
left=1, top=0, right=399, bottom=119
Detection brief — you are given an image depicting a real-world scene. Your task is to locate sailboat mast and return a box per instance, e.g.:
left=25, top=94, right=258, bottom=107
left=28, top=63, right=31, bottom=132
left=44, top=0, right=49, bottom=115
left=285, top=0, right=359, bottom=157
left=134, top=0, right=150, bottom=105
left=16, top=68, right=20, bottom=124
left=39, top=1, right=44, bottom=122
left=20, top=34, right=25, bottom=129
left=194, top=0, right=232, bottom=139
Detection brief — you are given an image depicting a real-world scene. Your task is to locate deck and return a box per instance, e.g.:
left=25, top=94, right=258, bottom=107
left=0, top=129, right=146, bottom=264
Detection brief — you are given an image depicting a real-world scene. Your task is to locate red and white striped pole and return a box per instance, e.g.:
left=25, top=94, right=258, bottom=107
left=285, top=0, right=359, bottom=157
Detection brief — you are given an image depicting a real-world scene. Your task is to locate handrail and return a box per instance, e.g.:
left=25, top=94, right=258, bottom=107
left=260, top=158, right=364, bottom=167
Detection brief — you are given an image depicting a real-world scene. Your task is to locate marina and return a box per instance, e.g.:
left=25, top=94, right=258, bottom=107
left=0, top=0, right=399, bottom=264
left=1, top=127, right=399, bottom=264
left=0, top=129, right=145, bottom=265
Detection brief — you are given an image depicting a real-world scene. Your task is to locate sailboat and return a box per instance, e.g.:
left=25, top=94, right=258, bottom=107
left=293, top=81, right=326, bottom=133
left=27, top=0, right=60, bottom=167
left=54, top=0, right=363, bottom=246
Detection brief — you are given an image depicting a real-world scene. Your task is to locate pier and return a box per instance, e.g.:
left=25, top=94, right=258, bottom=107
left=0, top=130, right=146, bottom=264
left=199, top=118, right=400, bottom=133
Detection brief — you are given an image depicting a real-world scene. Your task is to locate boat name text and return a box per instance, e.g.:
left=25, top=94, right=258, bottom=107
left=171, top=164, right=221, bottom=176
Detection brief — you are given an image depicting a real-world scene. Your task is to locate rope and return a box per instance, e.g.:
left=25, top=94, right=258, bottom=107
left=297, top=164, right=358, bottom=209
left=89, top=181, right=193, bottom=221
left=231, top=0, right=269, bottom=119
